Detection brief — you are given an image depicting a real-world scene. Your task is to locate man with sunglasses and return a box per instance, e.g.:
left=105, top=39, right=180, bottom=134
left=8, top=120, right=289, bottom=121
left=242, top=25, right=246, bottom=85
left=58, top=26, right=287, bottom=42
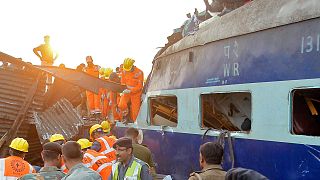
left=108, top=137, right=152, bottom=180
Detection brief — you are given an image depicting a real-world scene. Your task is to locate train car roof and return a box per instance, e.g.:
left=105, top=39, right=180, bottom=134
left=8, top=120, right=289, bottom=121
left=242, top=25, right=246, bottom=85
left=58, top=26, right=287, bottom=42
left=157, top=0, right=320, bottom=59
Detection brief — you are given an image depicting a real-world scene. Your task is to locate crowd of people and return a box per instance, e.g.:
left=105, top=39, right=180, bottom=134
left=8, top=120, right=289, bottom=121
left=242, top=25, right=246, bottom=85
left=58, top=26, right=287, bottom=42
left=33, top=35, right=144, bottom=123
left=0, top=122, right=268, bottom=180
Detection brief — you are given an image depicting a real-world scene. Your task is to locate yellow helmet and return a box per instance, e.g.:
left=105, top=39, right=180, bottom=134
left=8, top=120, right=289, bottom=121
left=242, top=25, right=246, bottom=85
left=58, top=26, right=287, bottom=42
left=9, top=138, right=29, bottom=153
left=99, top=68, right=106, bottom=75
left=104, top=68, right=113, bottom=79
left=90, top=124, right=103, bottom=137
left=49, top=134, right=65, bottom=143
left=101, top=120, right=111, bottom=133
left=109, top=135, right=117, bottom=140
left=123, top=58, right=135, bottom=71
left=77, top=138, right=93, bottom=150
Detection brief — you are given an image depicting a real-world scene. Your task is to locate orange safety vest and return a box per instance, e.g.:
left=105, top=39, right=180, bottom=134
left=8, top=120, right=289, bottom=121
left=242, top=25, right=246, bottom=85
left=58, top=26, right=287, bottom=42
left=83, top=149, right=112, bottom=180
left=60, top=159, right=68, bottom=173
left=96, top=136, right=116, bottom=163
left=0, top=156, right=35, bottom=178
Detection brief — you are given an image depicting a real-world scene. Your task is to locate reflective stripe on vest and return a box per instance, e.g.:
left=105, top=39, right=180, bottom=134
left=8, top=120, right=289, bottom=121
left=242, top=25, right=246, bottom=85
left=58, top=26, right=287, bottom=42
left=84, top=152, right=111, bottom=169
left=97, top=137, right=116, bottom=163
left=112, top=159, right=142, bottom=180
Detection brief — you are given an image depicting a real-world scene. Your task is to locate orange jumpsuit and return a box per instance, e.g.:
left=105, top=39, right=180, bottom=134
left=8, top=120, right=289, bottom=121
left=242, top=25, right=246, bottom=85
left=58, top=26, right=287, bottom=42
left=118, top=66, right=144, bottom=122
left=110, top=91, right=121, bottom=120
left=84, top=65, right=100, bottom=113
left=99, top=88, right=110, bottom=118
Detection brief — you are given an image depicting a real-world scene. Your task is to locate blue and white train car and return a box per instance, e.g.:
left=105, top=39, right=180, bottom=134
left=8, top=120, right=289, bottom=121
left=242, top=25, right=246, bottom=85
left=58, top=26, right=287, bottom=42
left=115, top=0, right=320, bottom=179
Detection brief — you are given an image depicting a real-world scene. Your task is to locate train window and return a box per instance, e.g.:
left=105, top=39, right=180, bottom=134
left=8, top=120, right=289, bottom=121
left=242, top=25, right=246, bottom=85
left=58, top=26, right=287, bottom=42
left=149, top=95, right=177, bottom=127
left=291, top=88, right=320, bottom=136
left=201, top=92, right=251, bottom=131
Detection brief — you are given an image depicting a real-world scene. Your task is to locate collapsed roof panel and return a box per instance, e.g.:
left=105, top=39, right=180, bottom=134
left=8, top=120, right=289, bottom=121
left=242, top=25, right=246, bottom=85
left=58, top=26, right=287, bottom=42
left=34, top=98, right=85, bottom=143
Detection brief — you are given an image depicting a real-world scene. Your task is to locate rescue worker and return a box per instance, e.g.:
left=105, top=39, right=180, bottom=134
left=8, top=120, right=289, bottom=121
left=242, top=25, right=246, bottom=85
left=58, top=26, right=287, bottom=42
left=77, top=139, right=112, bottom=180
left=188, top=142, right=226, bottom=180
left=108, top=72, right=122, bottom=121
left=125, top=128, right=156, bottom=175
left=84, top=56, right=101, bottom=114
left=118, top=58, right=144, bottom=122
left=18, top=142, right=65, bottom=180
left=99, top=68, right=113, bottom=118
left=49, top=134, right=66, bottom=145
left=108, top=137, right=152, bottom=180
left=49, top=134, right=68, bottom=173
left=61, top=141, right=101, bottom=180
left=33, top=35, right=58, bottom=86
left=0, top=138, right=35, bottom=179
left=90, top=124, right=116, bottom=163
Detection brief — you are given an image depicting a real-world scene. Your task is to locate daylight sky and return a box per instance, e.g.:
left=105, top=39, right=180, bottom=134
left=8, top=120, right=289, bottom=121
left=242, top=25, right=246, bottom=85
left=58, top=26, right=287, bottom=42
left=0, top=0, right=205, bottom=75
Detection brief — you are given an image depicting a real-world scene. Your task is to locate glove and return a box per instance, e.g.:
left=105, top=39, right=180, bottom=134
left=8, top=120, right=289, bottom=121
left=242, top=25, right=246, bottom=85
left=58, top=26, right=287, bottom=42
left=122, top=89, right=131, bottom=94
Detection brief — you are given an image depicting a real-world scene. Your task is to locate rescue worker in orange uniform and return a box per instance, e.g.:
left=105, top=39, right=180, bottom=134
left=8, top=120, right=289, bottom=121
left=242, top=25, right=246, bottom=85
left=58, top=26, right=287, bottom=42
left=0, top=138, right=35, bottom=178
left=49, top=133, right=68, bottom=173
left=90, top=124, right=116, bottom=163
left=118, top=58, right=144, bottom=122
left=84, top=56, right=101, bottom=114
left=77, top=139, right=112, bottom=180
left=108, top=72, right=122, bottom=121
left=99, top=68, right=113, bottom=119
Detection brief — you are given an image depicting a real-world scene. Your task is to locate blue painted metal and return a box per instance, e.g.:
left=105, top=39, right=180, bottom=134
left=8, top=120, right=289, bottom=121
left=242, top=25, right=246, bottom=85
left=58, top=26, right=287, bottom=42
left=148, top=18, right=320, bottom=91
left=115, top=127, right=320, bottom=180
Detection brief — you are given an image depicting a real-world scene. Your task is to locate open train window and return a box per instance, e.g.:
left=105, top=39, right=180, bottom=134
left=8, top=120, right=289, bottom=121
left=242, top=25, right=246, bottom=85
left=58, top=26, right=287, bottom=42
left=149, top=95, right=177, bottom=127
left=201, top=92, right=251, bottom=131
left=292, top=88, right=320, bottom=136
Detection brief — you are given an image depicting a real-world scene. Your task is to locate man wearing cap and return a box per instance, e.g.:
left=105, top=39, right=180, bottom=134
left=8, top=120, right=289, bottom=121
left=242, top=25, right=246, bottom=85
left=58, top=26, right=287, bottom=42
left=125, top=128, right=156, bottom=176
left=90, top=124, right=116, bottom=163
left=77, top=139, right=112, bottom=180
left=0, top=138, right=35, bottom=179
left=19, top=142, right=66, bottom=180
left=61, top=141, right=101, bottom=180
left=108, top=137, right=152, bottom=180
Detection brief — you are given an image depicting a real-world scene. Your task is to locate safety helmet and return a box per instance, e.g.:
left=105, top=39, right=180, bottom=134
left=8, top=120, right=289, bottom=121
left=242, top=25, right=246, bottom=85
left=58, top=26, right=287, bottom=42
left=104, top=68, right=113, bottom=79
left=49, top=134, right=65, bottom=143
left=101, top=120, right=111, bottom=133
left=90, top=124, right=103, bottom=137
left=77, top=138, right=93, bottom=150
left=123, top=58, right=135, bottom=71
left=109, top=135, right=117, bottom=140
left=9, top=137, right=29, bottom=153
left=99, top=68, right=106, bottom=75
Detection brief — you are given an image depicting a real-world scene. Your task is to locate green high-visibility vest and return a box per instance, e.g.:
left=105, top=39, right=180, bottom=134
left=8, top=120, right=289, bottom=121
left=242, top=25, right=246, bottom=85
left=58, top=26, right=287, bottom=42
left=112, top=158, right=142, bottom=180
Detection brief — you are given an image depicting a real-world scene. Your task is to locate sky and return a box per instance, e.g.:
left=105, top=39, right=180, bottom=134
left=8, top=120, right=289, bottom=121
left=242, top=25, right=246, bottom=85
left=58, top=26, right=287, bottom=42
left=0, top=0, right=205, bottom=75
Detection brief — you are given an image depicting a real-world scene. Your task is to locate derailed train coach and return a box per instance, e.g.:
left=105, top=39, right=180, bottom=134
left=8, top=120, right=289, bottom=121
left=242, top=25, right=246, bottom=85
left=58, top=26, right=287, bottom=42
left=115, top=0, right=320, bottom=179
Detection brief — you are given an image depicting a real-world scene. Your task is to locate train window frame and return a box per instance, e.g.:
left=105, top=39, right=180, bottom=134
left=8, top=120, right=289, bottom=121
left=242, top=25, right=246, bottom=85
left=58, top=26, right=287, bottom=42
left=200, top=91, right=252, bottom=133
left=290, top=87, right=320, bottom=136
left=148, top=95, right=178, bottom=127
